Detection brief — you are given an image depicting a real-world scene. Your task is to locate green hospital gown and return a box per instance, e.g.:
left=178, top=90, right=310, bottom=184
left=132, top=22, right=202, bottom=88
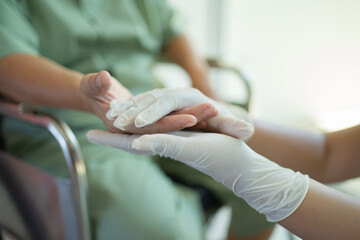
left=0, top=0, right=273, bottom=239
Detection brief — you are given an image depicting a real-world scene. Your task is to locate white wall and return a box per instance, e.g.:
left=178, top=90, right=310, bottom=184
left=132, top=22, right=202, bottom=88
left=169, top=0, right=222, bottom=56
left=223, top=0, right=360, bottom=130
left=171, top=0, right=360, bottom=131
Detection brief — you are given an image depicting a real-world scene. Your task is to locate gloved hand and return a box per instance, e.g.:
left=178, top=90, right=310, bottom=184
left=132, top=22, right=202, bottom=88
left=87, top=130, right=309, bottom=222
left=106, top=88, right=254, bottom=140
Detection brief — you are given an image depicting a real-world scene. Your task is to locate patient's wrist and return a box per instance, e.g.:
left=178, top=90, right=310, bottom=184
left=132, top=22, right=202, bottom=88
left=77, top=73, right=94, bottom=113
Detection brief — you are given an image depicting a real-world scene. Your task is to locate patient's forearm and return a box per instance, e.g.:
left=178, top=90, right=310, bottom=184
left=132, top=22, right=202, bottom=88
left=280, top=179, right=360, bottom=240
left=0, top=53, right=88, bottom=111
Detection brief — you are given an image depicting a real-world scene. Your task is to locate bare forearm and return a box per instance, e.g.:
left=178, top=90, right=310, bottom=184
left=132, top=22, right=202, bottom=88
left=162, top=35, right=217, bottom=99
left=247, top=120, right=328, bottom=180
left=323, top=125, right=360, bottom=182
left=0, top=53, right=88, bottom=111
left=280, top=179, right=360, bottom=240
left=247, top=121, right=360, bottom=182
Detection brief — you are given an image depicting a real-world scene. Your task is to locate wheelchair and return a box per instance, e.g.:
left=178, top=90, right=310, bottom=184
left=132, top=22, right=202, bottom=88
left=0, top=58, right=251, bottom=240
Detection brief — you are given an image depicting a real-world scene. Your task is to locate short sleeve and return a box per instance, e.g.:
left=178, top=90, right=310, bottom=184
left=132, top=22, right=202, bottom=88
left=156, top=0, right=186, bottom=45
left=0, top=0, right=39, bottom=59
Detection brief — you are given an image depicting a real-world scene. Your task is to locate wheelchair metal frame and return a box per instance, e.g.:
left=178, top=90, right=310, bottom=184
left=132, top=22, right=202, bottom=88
left=0, top=101, right=91, bottom=240
left=158, top=57, right=252, bottom=111
left=205, top=58, right=251, bottom=111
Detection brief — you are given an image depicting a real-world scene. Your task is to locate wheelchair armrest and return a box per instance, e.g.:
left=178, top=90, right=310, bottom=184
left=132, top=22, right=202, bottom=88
left=205, top=58, right=251, bottom=111
left=157, top=56, right=252, bottom=111
left=0, top=101, right=90, bottom=240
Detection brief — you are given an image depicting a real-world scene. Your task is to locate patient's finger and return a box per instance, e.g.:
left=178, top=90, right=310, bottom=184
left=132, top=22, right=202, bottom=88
left=170, top=103, right=218, bottom=123
left=124, top=114, right=197, bottom=134
left=110, top=103, right=217, bottom=134
left=128, top=103, right=217, bottom=133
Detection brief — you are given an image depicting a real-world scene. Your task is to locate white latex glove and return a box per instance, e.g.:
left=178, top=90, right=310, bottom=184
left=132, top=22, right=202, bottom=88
left=87, top=130, right=309, bottom=222
left=106, top=88, right=254, bottom=140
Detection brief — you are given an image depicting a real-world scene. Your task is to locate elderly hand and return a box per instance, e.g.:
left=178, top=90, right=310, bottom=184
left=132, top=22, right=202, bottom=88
left=106, top=88, right=254, bottom=140
left=81, top=71, right=217, bottom=133
left=87, top=130, right=309, bottom=222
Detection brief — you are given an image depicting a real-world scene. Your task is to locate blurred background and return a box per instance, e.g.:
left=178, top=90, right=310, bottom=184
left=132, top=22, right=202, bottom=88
left=162, top=1, right=360, bottom=239
left=167, top=0, right=360, bottom=132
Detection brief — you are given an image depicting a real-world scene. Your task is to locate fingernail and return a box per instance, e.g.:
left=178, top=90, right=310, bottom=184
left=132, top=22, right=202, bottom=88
left=247, top=123, right=254, bottom=132
left=236, top=123, right=254, bottom=139
left=95, top=74, right=102, bottom=88
left=184, top=121, right=196, bottom=128
left=110, top=99, right=119, bottom=109
left=106, top=109, right=116, bottom=120
left=202, top=107, right=216, bottom=118
left=113, top=116, right=128, bottom=130
left=86, top=131, right=95, bottom=141
left=132, top=139, right=144, bottom=150
left=242, top=121, right=254, bottom=132
left=132, top=138, right=155, bottom=153
left=86, top=131, right=100, bottom=144
left=115, top=101, right=133, bottom=112
left=135, top=115, right=150, bottom=128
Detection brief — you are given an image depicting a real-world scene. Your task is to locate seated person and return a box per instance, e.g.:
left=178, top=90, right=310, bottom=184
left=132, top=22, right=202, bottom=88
left=0, top=0, right=273, bottom=239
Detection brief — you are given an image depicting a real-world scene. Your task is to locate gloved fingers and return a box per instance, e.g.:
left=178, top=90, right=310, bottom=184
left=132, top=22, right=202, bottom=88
left=220, top=117, right=254, bottom=140
left=86, top=129, right=149, bottom=154
left=132, top=131, right=224, bottom=163
left=107, top=89, right=167, bottom=127
left=107, top=88, right=208, bottom=129
left=132, top=132, right=194, bottom=159
left=134, top=88, right=206, bottom=127
left=112, top=93, right=160, bottom=130
left=133, top=96, right=175, bottom=128
left=208, top=116, right=254, bottom=140
left=106, top=91, right=151, bottom=120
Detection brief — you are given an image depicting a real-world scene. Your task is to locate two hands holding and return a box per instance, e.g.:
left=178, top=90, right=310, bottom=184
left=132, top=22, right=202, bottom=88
left=83, top=71, right=309, bottom=223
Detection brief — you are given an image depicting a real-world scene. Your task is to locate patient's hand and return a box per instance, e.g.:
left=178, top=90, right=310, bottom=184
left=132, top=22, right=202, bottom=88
left=80, top=71, right=217, bottom=133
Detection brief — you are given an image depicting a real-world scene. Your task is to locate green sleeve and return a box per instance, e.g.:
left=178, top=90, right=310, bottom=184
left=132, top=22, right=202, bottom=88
left=0, top=0, right=39, bottom=59
left=156, top=0, right=186, bottom=45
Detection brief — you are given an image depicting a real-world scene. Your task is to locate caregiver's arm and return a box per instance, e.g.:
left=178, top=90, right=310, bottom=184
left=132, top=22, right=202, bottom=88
left=162, top=34, right=217, bottom=99
left=280, top=179, right=360, bottom=240
left=0, top=53, right=213, bottom=132
left=247, top=122, right=360, bottom=183
left=87, top=130, right=360, bottom=240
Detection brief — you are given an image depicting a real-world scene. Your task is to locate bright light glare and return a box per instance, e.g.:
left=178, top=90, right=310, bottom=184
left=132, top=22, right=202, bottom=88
left=315, top=108, right=360, bottom=131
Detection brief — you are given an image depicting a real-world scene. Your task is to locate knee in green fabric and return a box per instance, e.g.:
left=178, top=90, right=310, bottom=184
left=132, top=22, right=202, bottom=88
left=89, top=176, right=205, bottom=239
left=82, top=144, right=205, bottom=240
left=94, top=188, right=204, bottom=240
